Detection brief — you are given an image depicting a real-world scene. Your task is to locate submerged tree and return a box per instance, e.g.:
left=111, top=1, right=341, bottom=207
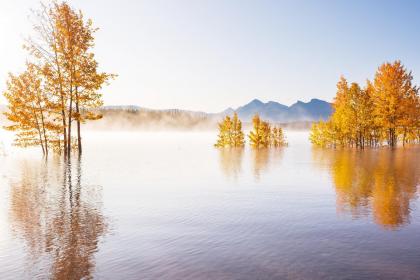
left=231, top=112, right=245, bottom=147
left=215, top=112, right=245, bottom=148
left=215, top=115, right=232, bottom=148
left=309, top=120, right=334, bottom=148
left=310, top=61, right=420, bottom=148
left=248, top=114, right=287, bottom=148
left=270, top=126, right=287, bottom=147
left=3, top=1, right=115, bottom=156
left=248, top=114, right=271, bottom=148
left=4, top=63, right=60, bottom=154
left=372, top=61, right=419, bottom=147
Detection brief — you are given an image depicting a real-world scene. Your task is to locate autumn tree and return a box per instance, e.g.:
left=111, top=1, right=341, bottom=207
left=3, top=63, right=60, bottom=154
left=270, top=126, right=287, bottom=147
left=9, top=1, right=116, bottom=156
left=215, top=115, right=232, bottom=148
left=330, top=76, right=352, bottom=146
left=248, top=114, right=271, bottom=148
left=231, top=112, right=245, bottom=147
left=312, top=80, right=377, bottom=148
left=215, top=112, right=245, bottom=148
left=52, top=3, right=114, bottom=154
left=372, top=61, right=419, bottom=147
left=309, top=120, right=335, bottom=147
left=347, top=82, right=375, bottom=148
left=310, top=61, right=419, bottom=148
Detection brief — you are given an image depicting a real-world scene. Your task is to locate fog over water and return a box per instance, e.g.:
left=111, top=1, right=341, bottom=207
left=0, top=131, right=419, bottom=279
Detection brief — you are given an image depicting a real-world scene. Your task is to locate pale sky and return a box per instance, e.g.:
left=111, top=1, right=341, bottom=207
left=1, top=0, right=420, bottom=112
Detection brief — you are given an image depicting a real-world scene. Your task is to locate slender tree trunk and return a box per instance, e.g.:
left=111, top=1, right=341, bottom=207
left=75, top=86, right=82, bottom=154
left=52, top=32, right=68, bottom=157
left=38, top=131, right=45, bottom=155
left=39, top=109, right=49, bottom=156
left=31, top=105, right=45, bottom=155
left=67, top=89, right=73, bottom=156
left=61, top=103, right=67, bottom=156
left=389, top=128, right=396, bottom=147
left=388, top=128, right=392, bottom=147
left=402, top=128, right=407, bottom=147
left=55, top=57, right=67, bottom=157
left=37, top=94, right=49, bottom=156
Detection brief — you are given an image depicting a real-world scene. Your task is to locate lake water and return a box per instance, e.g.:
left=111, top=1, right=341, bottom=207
left=0, top=131, right=419, bottom=279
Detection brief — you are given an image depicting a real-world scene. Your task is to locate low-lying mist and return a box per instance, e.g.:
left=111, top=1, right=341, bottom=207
left=0, top=107, right=312, bottom=150
left=86, top=108, right=313, bottom=131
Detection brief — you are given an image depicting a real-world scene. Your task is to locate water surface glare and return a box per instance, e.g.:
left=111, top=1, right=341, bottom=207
left=0, top=131, right=419, bottom=279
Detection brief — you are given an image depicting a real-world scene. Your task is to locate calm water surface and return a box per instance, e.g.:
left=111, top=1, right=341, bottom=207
left=0, top=131, right=419, bottom=280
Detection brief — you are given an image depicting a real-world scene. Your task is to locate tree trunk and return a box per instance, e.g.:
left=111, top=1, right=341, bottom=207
left=75, top=87, right=82, bottom=154
left=402, top=128, right=407, bottom=147
left=389, top=128, right=396, bottom=148
left=67, top=92, right=73, bottom=156
left=39, top=105, right=49, bottom=156
left=53, top=46, right=67, bottom=157
left=61, top=108, right=67, bottom=157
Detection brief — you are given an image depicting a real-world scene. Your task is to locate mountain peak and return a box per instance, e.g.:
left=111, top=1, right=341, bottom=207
left=249, top=98, right=264, bottom=105
left=221, top=107, right=235, bottom=115
left=309, top=98, right=324, bottom=103
left=290, top=100, right=305, bottom=107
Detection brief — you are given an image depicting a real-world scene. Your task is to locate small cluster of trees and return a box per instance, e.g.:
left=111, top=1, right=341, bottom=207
left=3, top=1, right=114, bottom=156
left=215, top=113, right=287, bottom=148
left=310, top=61, right=420, bottom=148
left=214, top=112, right=245, bottom=147
left=248, top=114, right=287, bottom=148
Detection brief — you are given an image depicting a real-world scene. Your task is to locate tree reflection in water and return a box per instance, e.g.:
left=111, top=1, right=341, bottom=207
left=313, top=147, right=420, bottom=229
left=251, top=148, right=284, bottom=181
left=218, top=147, right=284, bottom=181
left=9, top=157, right=107, bottom=279
left=218, top=148, right=244, bottom=180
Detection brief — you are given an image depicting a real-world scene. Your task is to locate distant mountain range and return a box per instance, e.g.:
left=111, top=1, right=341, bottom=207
left=220, top=98, right=332, bottom=122
left=101, top=98, right=332, bottom=123
left=0, top=98, right=333, bottom=130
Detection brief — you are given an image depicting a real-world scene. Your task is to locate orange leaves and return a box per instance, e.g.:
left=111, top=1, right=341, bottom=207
left=215, top=112, right=245, bottom=148
left=310, top=61, right=420, bottom=148
left=216, top=113, right=286, bottom=148
left=3, top=1, right=115, bottom=155
left=248, top=114, right=271, bottom=148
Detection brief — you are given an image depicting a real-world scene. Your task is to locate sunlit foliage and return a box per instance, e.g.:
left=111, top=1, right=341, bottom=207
left=3, top=63, right=61, bottom=154
left=3, top=1, right=115, bottom=155
left=310, top=61, right=420, bottom=148
left=270, top=126, right=287, bottom=147
left=248, top=114, right=271, bottom=148
left=215, top=112, right=245, bottom=148
left=248, top=114, right=287, bottom=148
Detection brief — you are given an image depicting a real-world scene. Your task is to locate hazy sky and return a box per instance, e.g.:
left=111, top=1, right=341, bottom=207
left=1, top=0, right=420, bottom=112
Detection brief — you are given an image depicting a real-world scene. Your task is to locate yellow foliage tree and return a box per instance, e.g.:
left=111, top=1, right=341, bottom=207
left=248, top=114, right=271, bottom=148
left=3, top=63, right=60, bottom=154
left=8, top=1, right=116, bottom=156
left=270, top=126, right=287, bottom=147
left=310, top=61, right=420, bottom=148
left=231, top=112, right=245, bottom=147
left=309, top=120, right=335, bottom=147
left=215, top=112, right=244, bottom=148
left=372, top=61, right=419, bottom=147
